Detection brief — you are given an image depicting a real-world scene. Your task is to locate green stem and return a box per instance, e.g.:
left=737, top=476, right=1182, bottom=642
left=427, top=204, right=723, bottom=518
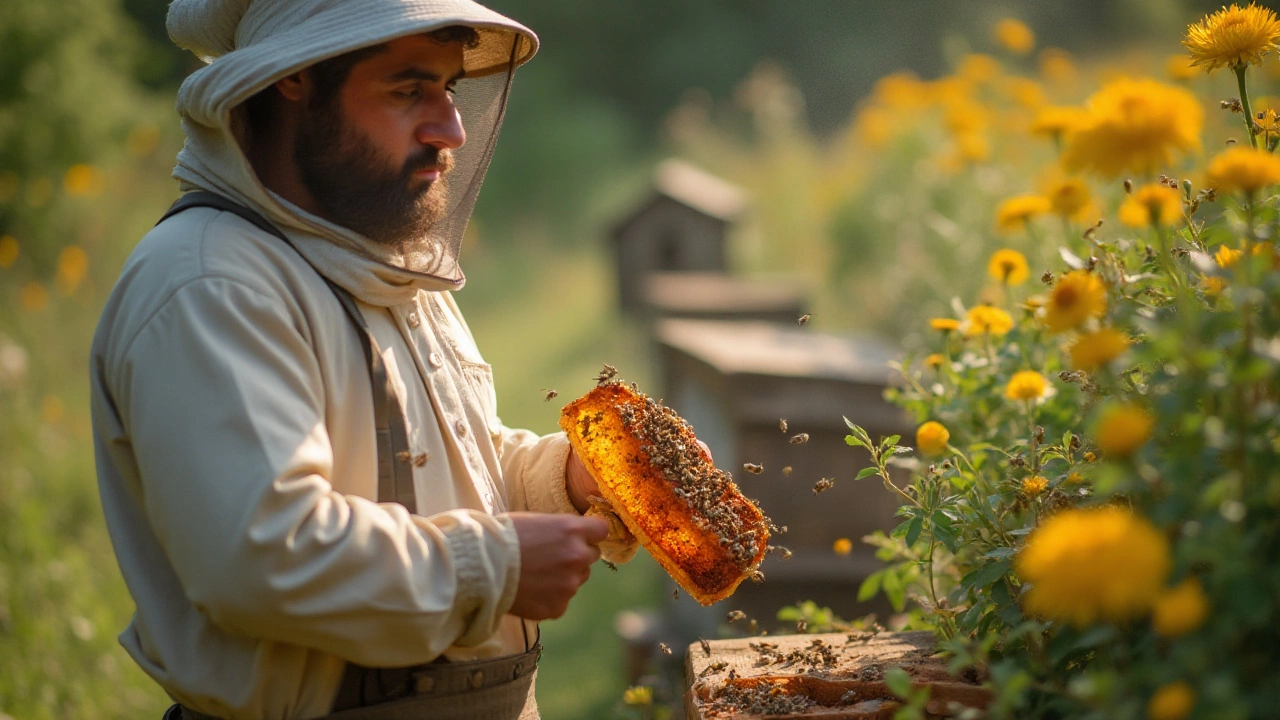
left=1236, top=64, right=1257, bottom=149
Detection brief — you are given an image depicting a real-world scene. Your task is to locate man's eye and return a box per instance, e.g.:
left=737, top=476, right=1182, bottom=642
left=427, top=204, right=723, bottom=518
left=394, top=88, right=420, bottom=99
left=446, top=85, right=457, bottom=96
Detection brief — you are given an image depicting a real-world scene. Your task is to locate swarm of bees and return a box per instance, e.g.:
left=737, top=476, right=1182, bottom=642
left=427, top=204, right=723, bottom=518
left=743, top=462, right=763, bottom=474
left=813, top=477, right=835, bottom=494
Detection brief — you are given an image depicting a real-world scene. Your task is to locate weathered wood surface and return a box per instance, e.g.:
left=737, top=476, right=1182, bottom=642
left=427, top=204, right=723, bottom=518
left=684, top=631, right=989, bottom=719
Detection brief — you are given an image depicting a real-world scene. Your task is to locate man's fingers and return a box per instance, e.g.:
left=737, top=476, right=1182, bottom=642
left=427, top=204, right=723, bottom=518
left=697, top=439, right=713, bottom=461
left=576, top=515, right=610, bottom=544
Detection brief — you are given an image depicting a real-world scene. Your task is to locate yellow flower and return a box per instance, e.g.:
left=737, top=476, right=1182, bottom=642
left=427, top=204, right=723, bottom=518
left=0, top=235, right=18, bottom=269
left=1152, top=578, right=1209, bottom=637
left=1166, top=54, right=1199, bottom=81
left=995, top=194, right=1052, bottom=234
left=925, top=353, right=946, bottom=369
left=1069, top=328, right=1130, bottom=371
left=1016, top=507, right=1171, bottom=627
left=988, top=249, right=1030, bottom=285
left=20, top=282, right=49, bottom=312
left=1147, top=682, right=1195, bottom=720
left=1062, top=78, right=1203, bottom=178
left=994, top=18, right=1036, bottom=55
left=1183, top=2, right=1280, bottom=72
left=55, top=246, right=89, bottom=296
left=1005, top=370, right=1051, bottom=401
left=958, top=53, right=1002, bottom=84
left=1215, top=244, right=1243, bottom=268
left=854, top=106, right=897, bottom=148
left=1043, top=177, right=1094, bottom=221
left=930, top=317, right=961, bottom=332
left=1041, top=270, right=1107, bottom=333
left=1205, top=146, right=1280, bottom=195
left=1202, top=275, right=1228, bottom=295
left=916, top=421, right=951, bottom=456
left=833, top=538, right=854, bottom=556
left=623, top=686, right=654, bottom=706
left=1038, top=48, right=1078, bottom=85
left=1030, top=106, right=1090, bottom=142
left=1022, top=475, right=1048, bottom=496
left=1118, top=183, right=1184, bottom=227
left=953, top=132, right=991, bottom=163
left=873, top=71, right=931, bottom=111
left=1067, top=472, right=1085, bottom=483
left=964, top=305, right=1014, bottom=336
left=63, top=164, right=105, bottom=197
left=1094, top=403, right=1155, bottom=457
left=1083, top=452, right=1097, bottom=462
left=1002, top=77, right=1045, bottom=110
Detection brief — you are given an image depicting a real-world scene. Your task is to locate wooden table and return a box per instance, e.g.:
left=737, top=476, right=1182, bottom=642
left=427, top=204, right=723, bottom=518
left=684, top=631, right=989, bottom=719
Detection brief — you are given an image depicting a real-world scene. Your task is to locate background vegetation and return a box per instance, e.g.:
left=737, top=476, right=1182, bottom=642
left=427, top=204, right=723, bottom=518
left=0, top=1, right=1249, bottom=718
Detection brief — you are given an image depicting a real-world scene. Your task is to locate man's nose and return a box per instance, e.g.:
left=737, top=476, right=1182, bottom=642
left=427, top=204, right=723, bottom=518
left=415, top=104, right=466, bottom=151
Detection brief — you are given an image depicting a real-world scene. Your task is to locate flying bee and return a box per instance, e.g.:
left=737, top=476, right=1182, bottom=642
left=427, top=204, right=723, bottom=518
left=540, top=388, right=559, bottom=402
left=595, top=363, right=618, bottom=384
left=782, top=466, right=793, bottom=477
left=797, top=314, right=811, bottom=326
left=672, top=588, right=678, bottom=599
left=699, top=638, right=711, bottom=656
left=743, top=463, right=764, bottom=474
left=412, top=452, right=429, bottom=467
left=748, top=619, right=759, bottom=635
left=750, top=569, right=765, bottom=583
left=779, top=418, right=788, bottom=433
left=796, top=619, right=808, bottom=633
left=602, top=559, right=617, bottom=571
left=659, top=642, right=672, bottom=656
left=726, top=610, right=747, bottom=623
left=789, top=433, right=809, bottom=445
left=813, top=477, right=835, bottom=494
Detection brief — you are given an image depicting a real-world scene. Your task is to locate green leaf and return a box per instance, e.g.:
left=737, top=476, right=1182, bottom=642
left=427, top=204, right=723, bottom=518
left=855, top=466, right=879, bottom=480
left=857, top=570, right=884, bottom=602
left=843, top=416, right=860, bottom=431
left=881, top=434, right=902, bottom=449
left=882, top=568, right=907, bottom=612
left=904, top=516, right=924, bottom=546
left=964, top=559, right=1012, bottom=590
left=884, top=667, right=913, bottom=698
left=982, top=546, right=1016, bottom=560
left=844, top=435, right=866, bottom=448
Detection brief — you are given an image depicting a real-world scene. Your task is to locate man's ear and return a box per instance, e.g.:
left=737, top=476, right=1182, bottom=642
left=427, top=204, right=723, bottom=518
left=274, top=70, right=311, bottom=103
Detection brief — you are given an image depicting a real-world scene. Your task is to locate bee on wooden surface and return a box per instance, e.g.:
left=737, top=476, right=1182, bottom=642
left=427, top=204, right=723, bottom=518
left=789, top=433, right=809, bottom=445
left=726, top=610, right=747, bottom=623
left=540, top=388, right=559, bottom=402
left=813, top=477, right=834, bottom=494
left=702, top=661, right=728, bottom=676
left=699, top=638, right=711, bottom=656
left=743, top=463, right=764, bottom=474
left=595, top=363, right=618, bottom=384
left=659, top=643, right=672, bottom=656
left=796, top=620, right=808, bottom=633
left=779, top=418, right=788, bottom=433
left=782, top=466, right=793, bottom=477
left=797, top=314, right=811, bottom=326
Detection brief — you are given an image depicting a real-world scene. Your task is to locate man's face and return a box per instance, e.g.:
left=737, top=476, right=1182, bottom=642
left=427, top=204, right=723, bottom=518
left=294, top=35, right=467, bottom=251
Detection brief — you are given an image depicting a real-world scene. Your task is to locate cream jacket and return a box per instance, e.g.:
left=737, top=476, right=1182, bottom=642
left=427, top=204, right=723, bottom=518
left=90, top=206, right=577, bottom=719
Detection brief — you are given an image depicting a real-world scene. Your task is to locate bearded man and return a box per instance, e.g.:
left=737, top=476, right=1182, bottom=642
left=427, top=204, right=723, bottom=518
left=89, top=1, right=632, bottom=719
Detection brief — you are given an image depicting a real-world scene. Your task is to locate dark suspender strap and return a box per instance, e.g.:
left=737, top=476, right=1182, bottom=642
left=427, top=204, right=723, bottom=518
left=157, top=191, right=417, bottom=510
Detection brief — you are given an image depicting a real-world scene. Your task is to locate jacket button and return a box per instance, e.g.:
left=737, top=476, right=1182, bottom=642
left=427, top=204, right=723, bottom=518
left=470, top=671, right=484, bottom=689
left=455, top=420, right=468, bottom=438
left=428, top=352, right=443, bottom=368
left=407, top=311, right=420, bottom=328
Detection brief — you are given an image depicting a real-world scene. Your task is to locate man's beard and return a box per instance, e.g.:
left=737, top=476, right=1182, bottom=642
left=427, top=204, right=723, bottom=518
left=294, top=101, right=454, bottom=253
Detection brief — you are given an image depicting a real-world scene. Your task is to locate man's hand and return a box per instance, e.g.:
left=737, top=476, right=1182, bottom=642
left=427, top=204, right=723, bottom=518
left=506, top=512, right=609, bottom=620
left=565, top=448, right=598, bottom=514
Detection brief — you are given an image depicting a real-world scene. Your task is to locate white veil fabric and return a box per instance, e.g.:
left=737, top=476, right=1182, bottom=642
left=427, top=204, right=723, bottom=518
left=166, top=0, right=538, bottom=305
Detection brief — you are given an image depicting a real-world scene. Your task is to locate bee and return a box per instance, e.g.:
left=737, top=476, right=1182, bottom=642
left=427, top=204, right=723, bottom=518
left=602, top=559, right=617, bottom=571
left=748, top=619, right=758, bottom=635
left=595, top=363, right=618, bottom=384
left=782, top=466, right=793, bottom=477
left=412, top=452, right=429, bottom=467
left=659, top=642, right=672, bottom=656
left=699, top=637, right=711, bottom=656
left=726, top=610, right=747, bottom=623
left=779, top=418, right=788, bottom=433
left=672, top=588, right=678, bottom=599
left=797, top=314, right=811, bottom=326
left=743, top=463, right=764, bottom=474
left=796, top=620, right=808, bottom=633
left=813, top=477, right=835, bottom=494
left=703, top=661, right=728, bottom=675
left=789, top=433, right=809, bottom=445
left=540, top=388, right=559, bottom=402
left=750, top=569, right=765, bottom=583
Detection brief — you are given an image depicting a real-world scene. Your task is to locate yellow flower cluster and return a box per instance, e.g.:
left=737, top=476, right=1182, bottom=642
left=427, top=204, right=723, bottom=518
left=1147, top=681, right=1196, bottom=720
left=1119, top=184, right=1183, bottom=228
left=1152, top=578, right=1209, bottom=637
left=1062, top=78, right=1203, bottom=177
left=1205, top=146, right=1280, bottom=194
left=1021, top=475, right=1048, bottom=496
left=1041, top=270, right=1107, bottom=333
left=1094, top=404, right=1155, bottom=457
left=987, top=249, right=1029, bottom=285
left=1016, top=507, right=1171, bottom=627
left=1183, top=2, right=1280, bottom=72
left=995, top=194, right=1051, bottom=234
left=1068, top=328, right=1130, bottom=370
left=964, top=305, right=1014, bottom=336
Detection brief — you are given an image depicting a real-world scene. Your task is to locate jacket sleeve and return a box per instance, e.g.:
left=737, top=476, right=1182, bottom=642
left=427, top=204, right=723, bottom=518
left=110, top=275, right=519, bottom=667
left=497, top=426, right=580, bottom=515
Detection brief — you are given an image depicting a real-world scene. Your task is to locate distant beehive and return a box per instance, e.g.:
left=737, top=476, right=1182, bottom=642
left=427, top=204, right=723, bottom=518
left=612, top=160, right=746, bottom=313
left=643, top=272, right=807, bottom=325
left=653, top=319, right=910, bottom=630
